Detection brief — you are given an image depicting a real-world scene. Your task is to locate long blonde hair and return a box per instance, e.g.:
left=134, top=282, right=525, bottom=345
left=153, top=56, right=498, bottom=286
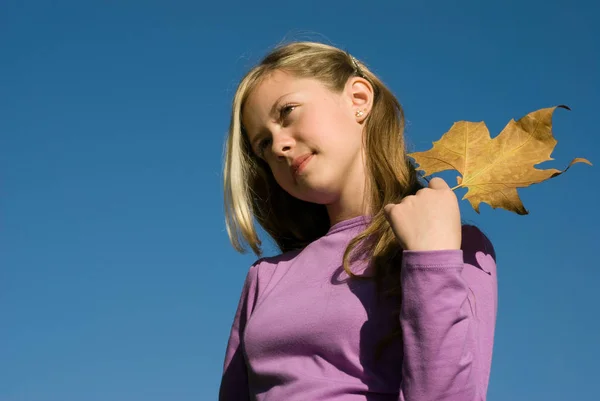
left=223, top=41, right=424, bottom=347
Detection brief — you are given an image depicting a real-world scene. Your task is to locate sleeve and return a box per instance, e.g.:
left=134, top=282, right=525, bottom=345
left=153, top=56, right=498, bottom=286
left=398, top=225, right=498, bottom=401
left=218, top=261, right=262, bottom=401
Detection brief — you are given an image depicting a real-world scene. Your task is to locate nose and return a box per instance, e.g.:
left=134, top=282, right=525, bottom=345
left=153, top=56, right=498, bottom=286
left=271, top=131, right=295, bottom=159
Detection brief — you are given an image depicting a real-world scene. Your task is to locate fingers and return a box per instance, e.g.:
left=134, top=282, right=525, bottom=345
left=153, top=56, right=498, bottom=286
left=384, top=204, right=394, bottom=215
left=428, top=177, right=450, bottom=190
left=383, top=203, right=396, bottom=219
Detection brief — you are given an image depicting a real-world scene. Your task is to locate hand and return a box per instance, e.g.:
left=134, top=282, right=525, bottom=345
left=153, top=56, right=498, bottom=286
left=384, top=177, right=461, bottom=251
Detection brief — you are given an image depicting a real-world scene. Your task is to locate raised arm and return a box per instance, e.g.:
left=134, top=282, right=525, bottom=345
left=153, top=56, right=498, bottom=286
left=398, top=225, right=498, bottom=401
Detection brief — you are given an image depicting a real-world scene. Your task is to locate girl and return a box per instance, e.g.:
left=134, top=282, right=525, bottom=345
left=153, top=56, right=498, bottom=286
left=220, top=41, right=497, bottom=401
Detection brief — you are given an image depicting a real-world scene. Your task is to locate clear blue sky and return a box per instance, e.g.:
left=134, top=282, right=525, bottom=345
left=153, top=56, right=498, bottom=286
left=1, top=1, right=598, bottom=400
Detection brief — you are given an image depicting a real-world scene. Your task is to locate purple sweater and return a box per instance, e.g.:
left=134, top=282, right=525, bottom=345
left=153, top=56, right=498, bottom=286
left=219, top=216, right=498, bottom=400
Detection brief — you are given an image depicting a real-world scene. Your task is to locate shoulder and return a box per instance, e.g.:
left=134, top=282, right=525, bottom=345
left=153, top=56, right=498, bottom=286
left=249, top=248, right=303, bottom=277
left=461, top=224, right=496, bottom=261
left=460, top=224, right=497, bottom=277
left=242, top=248, right=303, bottom=302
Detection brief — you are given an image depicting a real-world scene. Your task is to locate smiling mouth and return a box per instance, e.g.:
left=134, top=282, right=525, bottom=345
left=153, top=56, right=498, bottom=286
left=292, top=154, right=314, bottom=177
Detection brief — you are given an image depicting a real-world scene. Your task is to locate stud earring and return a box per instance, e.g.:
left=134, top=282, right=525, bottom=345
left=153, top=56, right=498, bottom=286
left=355, top=110, right=364, bottom=118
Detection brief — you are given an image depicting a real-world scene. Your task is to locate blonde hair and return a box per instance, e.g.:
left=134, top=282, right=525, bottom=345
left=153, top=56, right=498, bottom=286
left=223, top=41, right=424, bottom=350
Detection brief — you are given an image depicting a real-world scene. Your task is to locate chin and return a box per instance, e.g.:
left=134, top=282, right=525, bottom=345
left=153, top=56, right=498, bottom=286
left=275, top=159, right=344, bottom=204
left=289, top=178, right=341, bottom=205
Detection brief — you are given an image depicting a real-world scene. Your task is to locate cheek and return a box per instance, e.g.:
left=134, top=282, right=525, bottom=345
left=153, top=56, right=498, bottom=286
left=316, top=106, right=355, bottom=141
left=269, top=163, right=293, bottom=190
left=269, top=164, right=312, bottom=201
left=300, top=103, right=346, bottom=142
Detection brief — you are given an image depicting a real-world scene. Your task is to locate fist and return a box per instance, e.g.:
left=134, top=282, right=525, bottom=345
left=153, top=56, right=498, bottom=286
left=383, top=177, right=461, bottom=251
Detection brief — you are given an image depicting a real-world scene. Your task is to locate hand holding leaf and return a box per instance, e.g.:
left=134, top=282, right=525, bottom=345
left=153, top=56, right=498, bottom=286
left=408, top=105, right=592, bottom=214
left=384, top=177, right=462, bottom=251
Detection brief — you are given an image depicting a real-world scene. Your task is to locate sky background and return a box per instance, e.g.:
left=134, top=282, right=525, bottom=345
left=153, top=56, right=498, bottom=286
left=1, top=1, right=599, bottom=400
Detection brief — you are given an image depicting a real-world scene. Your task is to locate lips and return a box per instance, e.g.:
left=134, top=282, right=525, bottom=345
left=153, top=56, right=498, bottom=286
left=291, top=153, right=314, bottom=176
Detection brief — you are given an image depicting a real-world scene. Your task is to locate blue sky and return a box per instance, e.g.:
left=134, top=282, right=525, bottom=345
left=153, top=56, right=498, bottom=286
left=1, top=1, right=598, bottom=400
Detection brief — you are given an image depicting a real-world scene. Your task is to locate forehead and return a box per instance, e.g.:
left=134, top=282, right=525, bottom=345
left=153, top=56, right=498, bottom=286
left=244, top=71, right=299, bottom=117
left=247, top=69, right=303, bottom=104
left=242, top=70, right=322, bottom=134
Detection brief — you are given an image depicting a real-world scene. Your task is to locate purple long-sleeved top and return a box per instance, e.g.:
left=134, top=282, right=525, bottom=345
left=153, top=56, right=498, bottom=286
left=219, top=216, right=498, bottom=400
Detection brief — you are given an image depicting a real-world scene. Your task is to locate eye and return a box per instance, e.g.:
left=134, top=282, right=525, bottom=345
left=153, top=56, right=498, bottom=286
left=278, top=103, right=297, bottom=120
left=257, top=138, right=272, bottom=157
left=255, top=103, right=296, bottom=158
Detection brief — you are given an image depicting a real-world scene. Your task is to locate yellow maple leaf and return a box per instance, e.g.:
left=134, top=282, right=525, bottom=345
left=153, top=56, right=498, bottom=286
left=408, top=105, right=592, bottom=214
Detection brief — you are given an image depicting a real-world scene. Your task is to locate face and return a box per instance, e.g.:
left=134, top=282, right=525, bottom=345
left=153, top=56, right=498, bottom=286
left=242, top=69, right=372, bottom=206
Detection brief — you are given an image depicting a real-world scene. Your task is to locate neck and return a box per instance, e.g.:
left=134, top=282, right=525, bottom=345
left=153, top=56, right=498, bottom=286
left=326, top=154, right=372, bottom=227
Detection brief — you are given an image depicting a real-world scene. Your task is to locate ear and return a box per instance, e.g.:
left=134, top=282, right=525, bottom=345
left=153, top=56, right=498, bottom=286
left=345, top=76, right=374, bottom=123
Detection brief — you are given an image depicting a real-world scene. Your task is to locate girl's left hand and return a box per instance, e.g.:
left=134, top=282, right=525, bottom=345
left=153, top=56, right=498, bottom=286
left=383, top=177, right=462, bottom=251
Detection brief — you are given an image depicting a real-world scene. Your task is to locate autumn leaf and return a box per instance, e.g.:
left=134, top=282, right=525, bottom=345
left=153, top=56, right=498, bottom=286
left=408, top=105, right=592, bottom=214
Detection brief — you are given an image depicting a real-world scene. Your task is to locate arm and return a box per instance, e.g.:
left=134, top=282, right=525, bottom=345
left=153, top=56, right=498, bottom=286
left=398, top=225, right=497, bottom=401
left=219, top=262, right=261, bottom=401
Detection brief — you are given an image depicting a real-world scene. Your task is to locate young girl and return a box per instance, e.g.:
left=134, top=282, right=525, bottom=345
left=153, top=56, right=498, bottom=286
left=219, top=41, right=497, bottom=401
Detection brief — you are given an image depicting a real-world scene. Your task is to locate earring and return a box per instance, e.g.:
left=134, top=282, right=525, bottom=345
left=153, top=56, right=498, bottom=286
left=355, top=110, right=364, bottom=118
